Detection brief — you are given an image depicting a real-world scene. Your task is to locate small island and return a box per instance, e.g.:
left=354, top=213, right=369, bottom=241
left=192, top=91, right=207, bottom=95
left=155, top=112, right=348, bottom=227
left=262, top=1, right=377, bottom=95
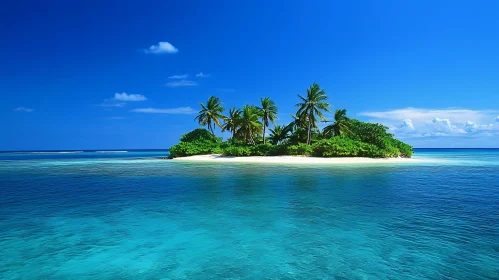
left=169, top=83, right=413, bottom=161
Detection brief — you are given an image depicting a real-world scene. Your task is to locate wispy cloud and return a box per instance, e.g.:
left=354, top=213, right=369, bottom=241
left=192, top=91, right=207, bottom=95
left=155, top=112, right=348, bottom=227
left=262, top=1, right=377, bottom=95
left=131, top=107, right=197, bottom=114
left=14, top=107, right=33, bottom=112
left=114, top=92, right=147, bottom=101
left=496, top=116, right=499, bottom=122
left=166, top=80, right=198, bottom=87
left=98, top=102, right=126, bottom=108
left=98, top=92, right=146, bottom=108
left=168, top=74, right=189, bottom=79
left=143, top=41, right=178, bottom=54
left=196, top=72, right=209, bottom=78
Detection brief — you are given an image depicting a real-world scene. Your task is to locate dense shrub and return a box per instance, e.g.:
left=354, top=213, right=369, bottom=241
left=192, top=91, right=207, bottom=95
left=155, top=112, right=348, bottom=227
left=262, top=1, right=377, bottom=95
left=311, top=137, right=410, bottom=158
left=389, top=138, right=414, bottom=157
left=169, top=128, right=223, bottom=157
left=312, top=137, right=362, bottom=157
left=356, top=143, right=386, bottom=158
left=286, top=143, right=313, bottom=156
left=222, top=146, right=252, bottom=156
left=250, top=143, right=275, bottom=156
left=180, top=128, right=222, bottom=143
left=347, top=120, right=392, bottom=147
left=169, top=139, right=219, bottom=157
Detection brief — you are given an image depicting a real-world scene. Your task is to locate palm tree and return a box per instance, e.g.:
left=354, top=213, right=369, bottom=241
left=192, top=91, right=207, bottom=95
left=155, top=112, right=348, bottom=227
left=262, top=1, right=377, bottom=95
left=268, top=125, right=291, bottom=145
left=257, top=97, right=278, bottom=144
left=237, top=105, right=263, bottom=145
left=295, top=83, right=331, bottom=144
left=195, top=96, right=225, bottom=134
left=222, top=107, right=241, bottom=139
left=323, top=109, right=351, bottom=137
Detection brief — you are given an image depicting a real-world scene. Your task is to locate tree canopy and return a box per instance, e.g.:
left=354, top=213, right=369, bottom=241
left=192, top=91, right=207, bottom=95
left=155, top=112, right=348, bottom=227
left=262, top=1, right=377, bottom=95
left=194, top=96, right=225, bottom=134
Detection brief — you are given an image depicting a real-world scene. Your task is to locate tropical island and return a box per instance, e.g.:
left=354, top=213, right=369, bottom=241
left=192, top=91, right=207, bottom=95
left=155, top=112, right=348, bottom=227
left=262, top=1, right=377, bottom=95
left=169, top=83, right=413, bottom=161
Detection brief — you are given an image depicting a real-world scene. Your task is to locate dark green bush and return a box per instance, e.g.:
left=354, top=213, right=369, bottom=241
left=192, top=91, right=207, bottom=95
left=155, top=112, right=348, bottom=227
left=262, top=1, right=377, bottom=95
left=312, top=137, right=362, bottom=157
left=180, top=128, right=221, bottom=143
left=389, top=138, right=414, bottom=157
left=222, top=146, right=252, bottom=156
left=286, top=143, right=313, bottom=155
left=250, top=143, right=274, bottom=156
left=356, top=142, right=386, bottom=158
left=169, top=139, right=219, bottom=157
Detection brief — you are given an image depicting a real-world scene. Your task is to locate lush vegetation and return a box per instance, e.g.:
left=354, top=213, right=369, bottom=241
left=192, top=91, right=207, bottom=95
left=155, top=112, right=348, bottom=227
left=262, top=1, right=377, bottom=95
left=169, top=83, right=413, bottom=158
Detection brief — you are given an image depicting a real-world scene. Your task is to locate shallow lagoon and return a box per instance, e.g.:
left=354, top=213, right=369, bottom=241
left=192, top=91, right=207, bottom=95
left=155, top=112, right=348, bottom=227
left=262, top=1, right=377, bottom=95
left=0, top=149, right=498, bottom=279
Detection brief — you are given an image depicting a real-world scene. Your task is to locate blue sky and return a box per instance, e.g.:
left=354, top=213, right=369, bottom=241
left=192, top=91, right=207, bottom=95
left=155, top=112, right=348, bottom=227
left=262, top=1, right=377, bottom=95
left=1, top=0, right=498, bottom=150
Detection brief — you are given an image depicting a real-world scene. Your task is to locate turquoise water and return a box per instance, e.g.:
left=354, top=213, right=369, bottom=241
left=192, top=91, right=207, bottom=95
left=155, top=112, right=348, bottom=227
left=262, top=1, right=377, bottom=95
left=0, top=149, right=498, bottom=279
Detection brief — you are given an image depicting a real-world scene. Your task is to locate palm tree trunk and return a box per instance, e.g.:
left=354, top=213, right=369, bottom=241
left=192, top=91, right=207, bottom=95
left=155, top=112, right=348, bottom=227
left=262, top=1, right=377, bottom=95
left=307, top=118, right=311, bottom=145
left=209, top=122, right=214, bottom=134
left=263, top=125, right=266, bottom=144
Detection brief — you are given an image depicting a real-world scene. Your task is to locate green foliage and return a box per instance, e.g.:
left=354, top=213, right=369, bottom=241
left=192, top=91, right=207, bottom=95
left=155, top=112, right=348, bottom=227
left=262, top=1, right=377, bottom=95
left=347, top=119, right=392, bottom=146
left=180, top=128, right=221, bottom=143
left=222, top=107, right=241, bottom=138
left=296, top=83, right=331, bottom=144
left=311, top=136, right=413, bottom=158
left=268, top=125, right=291, bottom=145
left=323, top=109, right=351, bottom=137
left=312, top=137, right=362, bottom=157
left=287, top=126, right=308, bottom=145
left=252, top=143, right=286, bottom=156
left=258, top=97, right=279, bottom=144
left=169, top=140, right=219, bottom=157
left=344, top=119, right=414, bottom=157
left=389, top=138, right=414, bottom=157
left=286, top=143, right=313, bottom=156
left=222, top=146, right=252, bottom=157
left=237, top=105, right=263, bottom=145
left=195, top=96, right=225, bottom=134
left=169, top=128, right=222, bottom=157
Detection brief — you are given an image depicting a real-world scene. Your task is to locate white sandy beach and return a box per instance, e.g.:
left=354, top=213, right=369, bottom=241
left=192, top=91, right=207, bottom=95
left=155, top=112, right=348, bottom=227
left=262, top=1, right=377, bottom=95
left=173, top=154, right=425, bottom=165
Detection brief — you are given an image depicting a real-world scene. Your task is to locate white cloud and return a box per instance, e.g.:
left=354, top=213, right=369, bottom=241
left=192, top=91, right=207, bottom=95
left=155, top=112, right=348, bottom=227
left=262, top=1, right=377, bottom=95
left=360, top=107, right=495, bottom=124
left=143, top=41, right=178, bottom=54
left=359, top=107, right=499, bottom=140
left=496, top=116, right=499, bottom=122
left=131, top=107, right=196, bottom=114
left=429, top=118, right=466, bottom=135
left=14, top=107, right=33, bottom=112
left=464, top=121, right=477, bottom=132
left=464, top=121, right=495, bottom=133
left=400, top=119, right=415, bottom=131
left=166, top=80, right=198, bottom=87
left=196, top=72, right=209, bottom=78
left=98, top=92, right=146, bottom=108
left=114, top=92, right=147, bottom=102
left=168, top=74, right=189, bottom=79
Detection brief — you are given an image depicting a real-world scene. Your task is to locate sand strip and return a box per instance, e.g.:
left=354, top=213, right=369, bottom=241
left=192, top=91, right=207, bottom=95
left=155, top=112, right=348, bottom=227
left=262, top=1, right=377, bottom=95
left=172, top=154, right=426, bottom=165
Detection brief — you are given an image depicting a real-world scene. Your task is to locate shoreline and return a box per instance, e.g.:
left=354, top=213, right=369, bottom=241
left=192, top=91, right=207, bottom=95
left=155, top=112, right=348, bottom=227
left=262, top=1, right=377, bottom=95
left=171, top=154, right=426, bottom=165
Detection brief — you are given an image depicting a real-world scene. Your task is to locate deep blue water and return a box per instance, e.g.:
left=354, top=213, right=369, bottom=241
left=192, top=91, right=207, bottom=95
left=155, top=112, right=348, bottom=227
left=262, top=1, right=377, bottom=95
left=0, top=149, right=498, bottom=279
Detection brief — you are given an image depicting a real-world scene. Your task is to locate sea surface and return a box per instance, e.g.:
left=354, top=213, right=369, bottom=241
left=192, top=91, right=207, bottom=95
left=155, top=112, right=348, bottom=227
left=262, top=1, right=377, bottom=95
left=0, top=149, right=498, bottom=279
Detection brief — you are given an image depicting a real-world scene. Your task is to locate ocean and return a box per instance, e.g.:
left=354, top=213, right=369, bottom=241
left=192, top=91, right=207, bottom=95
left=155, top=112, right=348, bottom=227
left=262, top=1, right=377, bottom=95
left=0, top=149, right=498, bottom=279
